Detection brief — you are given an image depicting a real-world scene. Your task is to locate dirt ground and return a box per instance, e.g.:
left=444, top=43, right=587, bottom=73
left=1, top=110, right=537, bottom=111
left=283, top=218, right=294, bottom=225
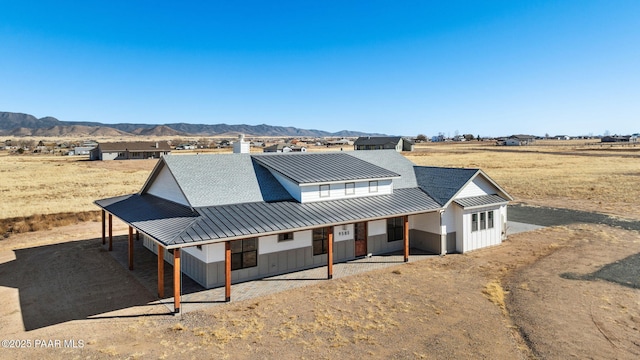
left=0, top=216, right=638, bottom=359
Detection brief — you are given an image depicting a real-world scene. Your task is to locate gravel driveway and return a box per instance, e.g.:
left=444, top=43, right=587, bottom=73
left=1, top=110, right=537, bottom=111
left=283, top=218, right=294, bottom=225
left=508, top=203, right=640, bottom=231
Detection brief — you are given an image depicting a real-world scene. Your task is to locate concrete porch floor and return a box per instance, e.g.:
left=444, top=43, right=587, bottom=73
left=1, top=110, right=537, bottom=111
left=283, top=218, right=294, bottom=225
left=106, top=235, right=438, bottom=314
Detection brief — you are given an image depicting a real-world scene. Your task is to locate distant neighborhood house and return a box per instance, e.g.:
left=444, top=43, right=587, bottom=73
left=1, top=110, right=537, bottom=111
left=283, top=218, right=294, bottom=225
left=601, top=135, right=634, bottom=143
left=90, top=141, right=172, bottom=160
left=263, top=143, right=307, bottom=153
left=354, top=136, right=414, bottom=151
left=503, top=135, right=536, bottom=146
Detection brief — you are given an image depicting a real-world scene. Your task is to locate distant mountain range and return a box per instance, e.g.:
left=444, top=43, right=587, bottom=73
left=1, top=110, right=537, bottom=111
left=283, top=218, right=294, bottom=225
left=0, top=111, right=385, bottom=137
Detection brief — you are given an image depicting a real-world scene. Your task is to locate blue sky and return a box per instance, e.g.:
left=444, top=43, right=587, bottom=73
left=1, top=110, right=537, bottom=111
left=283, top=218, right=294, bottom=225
left=1, top=1, right=638, bottom=137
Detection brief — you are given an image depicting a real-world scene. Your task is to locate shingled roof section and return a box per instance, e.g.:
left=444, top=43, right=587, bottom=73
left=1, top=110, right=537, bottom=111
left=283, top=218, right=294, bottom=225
left=251, top=152, right=400, bottom=184
left=413, top=166, right=479, bottom=206
left=160, top=154, right=293, bottom=207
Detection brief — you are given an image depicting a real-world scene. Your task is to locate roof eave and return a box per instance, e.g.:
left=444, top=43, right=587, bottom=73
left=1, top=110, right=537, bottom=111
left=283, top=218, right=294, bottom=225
left=455, top=201, right=510, bottom=210
left=162, top=206, right=444, bottom=249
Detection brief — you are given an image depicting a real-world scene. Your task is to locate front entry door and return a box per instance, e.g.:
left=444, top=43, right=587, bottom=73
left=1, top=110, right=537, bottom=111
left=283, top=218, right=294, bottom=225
left=354, top=222, right=367, bottom=257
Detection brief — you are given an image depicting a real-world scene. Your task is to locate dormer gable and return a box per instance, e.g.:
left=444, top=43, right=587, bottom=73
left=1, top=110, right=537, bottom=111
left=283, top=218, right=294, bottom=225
left=251, top=152, right=400, bottom=203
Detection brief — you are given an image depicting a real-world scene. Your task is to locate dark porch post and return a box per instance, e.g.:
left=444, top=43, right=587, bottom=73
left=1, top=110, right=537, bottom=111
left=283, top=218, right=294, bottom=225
left=128, top=226, right=134, bottom=270
left=327, top=227, right=334, bottom=279
left=108, top=214, right=113, bottom=251
left=101, top=210, right=105, bottom=245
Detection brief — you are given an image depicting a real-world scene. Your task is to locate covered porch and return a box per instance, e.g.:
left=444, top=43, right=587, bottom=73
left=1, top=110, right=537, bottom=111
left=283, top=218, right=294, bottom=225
left=100, top=210, right=443, bottom=313
left=102, top=226, right=437, bottom=314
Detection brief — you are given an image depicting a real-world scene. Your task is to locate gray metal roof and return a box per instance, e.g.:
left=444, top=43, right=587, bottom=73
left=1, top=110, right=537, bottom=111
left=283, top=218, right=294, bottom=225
left=157, top=154, right=293, bottom=207
left=353, top=136, right=403, bottom=146
left=413, top=166, right=479, bottom=206
left=95, top=151, right=512, bottom=249
left=347, top=150, right=418, bottom=189
left=96, top=188, right=442, bottom=248
left=454, top=194, right=509, bottom=209
left=251, top=152, right=400, bottom=184
left=95, top=194, right=199, bottom=245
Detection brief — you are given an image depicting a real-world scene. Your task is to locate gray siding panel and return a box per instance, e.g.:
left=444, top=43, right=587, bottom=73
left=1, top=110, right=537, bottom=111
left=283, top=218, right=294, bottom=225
left=367, top=234, right=403, bottom=255
left=410, top=229, right=441, bottom=254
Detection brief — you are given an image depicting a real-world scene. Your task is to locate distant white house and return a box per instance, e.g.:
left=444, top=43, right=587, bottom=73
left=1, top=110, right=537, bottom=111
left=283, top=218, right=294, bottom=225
left=90, top=141, right=172, bottom=160
left=505, top=135, right=536, bottom=146
left=263, top=143, right=307, bottom=152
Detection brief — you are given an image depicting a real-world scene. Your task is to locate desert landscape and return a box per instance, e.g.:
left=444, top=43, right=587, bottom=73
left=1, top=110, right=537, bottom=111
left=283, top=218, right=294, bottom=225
left=1, top=140, right=639, bottom=359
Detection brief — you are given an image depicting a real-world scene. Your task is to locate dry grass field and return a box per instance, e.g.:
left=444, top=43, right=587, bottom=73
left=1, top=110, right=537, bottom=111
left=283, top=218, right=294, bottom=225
left=407, top=140, right=640, bottom=220
left=0, top=138, right=639, bottom=359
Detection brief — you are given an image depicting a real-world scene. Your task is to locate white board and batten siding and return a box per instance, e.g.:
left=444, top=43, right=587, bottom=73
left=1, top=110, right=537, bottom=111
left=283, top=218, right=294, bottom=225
left=454, top=175, right=496, bottom=200
left=146, top=165, right=189, bottom=206
left=269, top=169, right=393, bottom=203
left=260, top=231, right=312, bottom=255
left=367, top=219, right=386, bottom=236
left=456, top=206, right=505, bottom=253
left=299, top=179, right=393, bottom=203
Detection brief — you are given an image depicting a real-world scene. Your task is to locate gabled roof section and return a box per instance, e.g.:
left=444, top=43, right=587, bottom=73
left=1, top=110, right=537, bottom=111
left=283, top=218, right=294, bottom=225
left=251, top=152, right=400, bottom=184
left=414, top=166, right=479, bottom=206
left=354, top=136, right=403, bottom=146
left=347, top=150, right=417, bottom=189
left=415, top=166, right=513, bottom=207
left=150, top=154, right=293, bottom=207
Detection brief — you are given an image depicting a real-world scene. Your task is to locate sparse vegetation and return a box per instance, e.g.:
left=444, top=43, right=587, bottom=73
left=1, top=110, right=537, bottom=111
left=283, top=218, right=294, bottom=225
left=0, top=137, right=639, bottom=358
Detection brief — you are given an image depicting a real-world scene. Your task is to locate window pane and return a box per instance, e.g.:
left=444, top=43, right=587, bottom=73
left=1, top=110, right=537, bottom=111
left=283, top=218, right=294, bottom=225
left=345, top=182, right=355, bottom=195
left=230, top=240, right=242, bottom=253
left=313, top=239, right=326, bottom=255
left=243, top=251, right=257, bottom=268
left=472, top=213, right=478, bottom=232
left=231, top=253, right=242, bottom=270
left=369, top=180, right=378, bottom=193
left=488, top=211, right=494, bottom=228
left=313, top=228, right=326, bottom=241
left=387, top=217, right=403, bottom=241
left=278, top=233, right=293, bottom=241
left=480, top=212, right=486, bottom=230
left=243, top=238, right=257, bottom=252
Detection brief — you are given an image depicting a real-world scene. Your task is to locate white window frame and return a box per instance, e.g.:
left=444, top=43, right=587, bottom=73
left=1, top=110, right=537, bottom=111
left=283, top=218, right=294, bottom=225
left=278, top=233, right=294, bottom=242
left=319, top=184, right=330, bottom=198
left=369, top=180, right=378, bottom=193
left=345, top=182, right=355, bottom=195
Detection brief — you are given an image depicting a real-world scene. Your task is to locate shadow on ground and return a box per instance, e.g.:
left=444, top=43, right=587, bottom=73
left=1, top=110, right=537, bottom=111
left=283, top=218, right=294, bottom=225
left=561, top=252, right=640, bottom=289
left=0, top=238, right=171, bottom=331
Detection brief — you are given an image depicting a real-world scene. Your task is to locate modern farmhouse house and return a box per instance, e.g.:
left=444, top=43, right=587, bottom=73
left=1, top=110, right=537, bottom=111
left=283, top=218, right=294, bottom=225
left=90, top=141, right=172, bottom=160
left=95, top=149, right=511, bottom=312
